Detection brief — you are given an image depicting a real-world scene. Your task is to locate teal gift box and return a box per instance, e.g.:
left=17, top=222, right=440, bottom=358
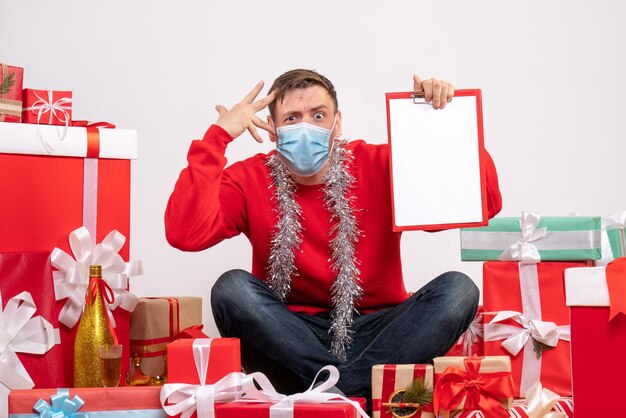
left=460, top=212, right=601, bottom=262
left=596, top=211, right=626, bottom=266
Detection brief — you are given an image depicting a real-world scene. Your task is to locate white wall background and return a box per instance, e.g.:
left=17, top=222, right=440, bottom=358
left=2, top=1, right=625, bottom=337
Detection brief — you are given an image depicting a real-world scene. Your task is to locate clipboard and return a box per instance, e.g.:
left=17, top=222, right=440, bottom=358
left=386, top=89, right=488, bottom=231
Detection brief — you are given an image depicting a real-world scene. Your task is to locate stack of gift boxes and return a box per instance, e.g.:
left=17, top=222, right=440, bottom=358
left=372, top=210, right=626, bottom=417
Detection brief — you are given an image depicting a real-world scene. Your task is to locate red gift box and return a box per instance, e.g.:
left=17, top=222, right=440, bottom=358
left=0, top=63, right=23, bottom=123
left=214, top=398, right=367, bottom=418
left=482, top=261, right=587, bottom=397
left=167, top=338, right=241, bottom=385
left=371, top=364, right=434, bottom=418
left=22, top=89, right=72, bottom=126
left=449, top=397, right=573, bottom=417
left=0, top=122, right=138, bottom=387
left=9, top=386, right=163, bottom=416
left=565, top=260, right=626, bottom=417
left=446, top=307, right=484, bottom=357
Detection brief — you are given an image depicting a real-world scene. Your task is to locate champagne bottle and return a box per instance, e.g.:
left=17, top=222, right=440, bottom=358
left=74, top=264, right=118, bottom=387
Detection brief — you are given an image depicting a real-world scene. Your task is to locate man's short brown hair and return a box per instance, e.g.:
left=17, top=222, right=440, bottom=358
left=268, top=69, right=339, bottom=119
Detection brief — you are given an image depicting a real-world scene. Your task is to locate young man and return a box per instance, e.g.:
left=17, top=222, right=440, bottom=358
left=165, top=69, right=501, bottom=401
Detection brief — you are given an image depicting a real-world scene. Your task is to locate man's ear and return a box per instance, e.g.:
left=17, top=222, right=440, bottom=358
left=267, top=115, right=277, bottom=142
left=334, top=111, right=343, bottom=138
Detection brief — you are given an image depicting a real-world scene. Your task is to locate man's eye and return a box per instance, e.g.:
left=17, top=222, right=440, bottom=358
left=285, top=116, right=297, bottom=122
left=314, top=113, right=324, bottom=120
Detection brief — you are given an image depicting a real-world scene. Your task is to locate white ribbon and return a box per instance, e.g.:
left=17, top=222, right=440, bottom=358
left=524, top=381, right=566, bottom=418
left=484, top=311, right=569, bottom=357
left=0, top=291, right=58, bottom=417
left=160, top=340, right=369, bottom=418
left=22, top=90, right=72, bottom=152
left=597, top=210, right=626, bottom=266
left=455, top=313, right=483, bottom=356
left=498, top=212, right=547, bottom=264
left=239, top=365, right=369, bottom=418
left=51, top=226, right=142, bottom=328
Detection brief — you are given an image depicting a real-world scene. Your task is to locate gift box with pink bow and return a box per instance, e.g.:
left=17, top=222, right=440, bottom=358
left=0, top=121, right=139, bottom=386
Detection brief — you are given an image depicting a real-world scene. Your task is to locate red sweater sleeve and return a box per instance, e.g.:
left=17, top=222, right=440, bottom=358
left=483, top=149, right=502, bottom=219
left=164, top=124, right=247, bottom=251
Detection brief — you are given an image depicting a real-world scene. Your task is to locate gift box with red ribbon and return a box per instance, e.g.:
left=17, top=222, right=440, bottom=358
left=8, top=386, right=165, bottom=417
left=446, top=307, right=484, bottom=357
left=0, top=63, right=23, bottom=123
left=482, top=261, right=588, bottom=397
left=371, top=364, right=434, bottom=418
left=433, top=356, right=514, bottom=418
left=565, top=258, right=626, bottom=417
left=0, top=251, right=63, bottom=415
left=21, top=89, right=72, bottom=127
left=130, top=297, right=203, bottom=377
left=0, top=121, right=138, bottom=387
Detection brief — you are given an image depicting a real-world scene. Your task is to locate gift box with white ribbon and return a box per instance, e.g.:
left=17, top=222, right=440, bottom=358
left=482, top=261, right=588, bottom=397
left=565, top=259, right=626, bottom=417
left=460, top=212, right=601, bottom=263
left=0, top=121, right=138, bottom=387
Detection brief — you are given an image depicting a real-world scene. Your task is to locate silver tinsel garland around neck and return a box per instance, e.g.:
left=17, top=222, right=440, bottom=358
left=266, top=139, right=362, bottom=361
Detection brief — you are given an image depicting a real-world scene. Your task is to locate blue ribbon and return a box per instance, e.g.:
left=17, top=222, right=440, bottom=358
left=31, top=389, right=87, bottom=418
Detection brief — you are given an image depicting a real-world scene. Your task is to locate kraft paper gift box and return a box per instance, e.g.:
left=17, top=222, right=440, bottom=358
left=433, top=356, right=514, bottom=418
left=130, top=297, right=203, bottom=377
left=565, top=259, right=626, bottom=417
left=8, top=387, right=165, bottom=417
left=0, top=63, right=23, bottom=123
left=482, top=261, right=587, bottom=397
left=460, top=212, right=601, bottom=262
left=371, top=364, right=434, bottom=418
left=446, top=307, right=483, bottom=357
left=595, top=210, right=626, bottom=266
left=0, top=251, right=63, bottom=417
left=21, top=89, right=72, bottom=126
left=0, top=121, right=138, bottom=387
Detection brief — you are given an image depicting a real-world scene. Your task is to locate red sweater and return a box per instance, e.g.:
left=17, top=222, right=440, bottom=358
left=165, top=125, right=502, bottom=315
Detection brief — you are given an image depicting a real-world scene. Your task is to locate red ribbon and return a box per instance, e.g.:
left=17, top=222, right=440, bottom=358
left=434, top=357, right=515, bottom=418
left=606, top=257, right=626, bottom=320
left=72, top=120, right=116, bottom=129
left=174, top=324, right=208, bottom=340
left=85, top=276, right=119, bottom=345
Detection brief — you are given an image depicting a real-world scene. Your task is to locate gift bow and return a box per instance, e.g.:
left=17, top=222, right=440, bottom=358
left=498, top=212, right=547, bottom=264
left=239, top=365, right=369, bottom=418
left=483, top=311, right=570, bottom=357
left=606, top=257, right=626, bottom=320
left=524, top=382, right=566, bottom=418
left=51, top=226, right=142, bottom=328
left=0, top=291, right=57, bottom=391
left=33, top=389, right=88, bottom=418
left=456, top=313, right=484, bottom=356
left=434, top=357, right=515, bottom=418
left=160, top=339, right=369, bottom=418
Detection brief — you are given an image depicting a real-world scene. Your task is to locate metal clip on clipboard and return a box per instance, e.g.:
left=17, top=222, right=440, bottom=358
left=411, top=92, right=430, bottom=105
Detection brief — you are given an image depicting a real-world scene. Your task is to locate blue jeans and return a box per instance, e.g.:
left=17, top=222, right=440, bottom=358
left=211, top=270, right=478, bottom=407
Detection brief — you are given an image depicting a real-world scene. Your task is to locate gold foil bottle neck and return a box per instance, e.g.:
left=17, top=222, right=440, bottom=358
left=90, top=264, right=102, bottom=277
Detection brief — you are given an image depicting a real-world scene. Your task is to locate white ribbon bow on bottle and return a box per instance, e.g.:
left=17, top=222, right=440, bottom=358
left=455, top=313, right=484, bottom=356
left=483, top=311, right=570, bottom=357
left=0, top=291, right=58, bottom=417
left=524, top=381, right=566, bottom=418
left=160, top=340, right=369, bottom=418
left=51, top=226, right=142, bottom=328
left=498, top=212, right=547, bottom=264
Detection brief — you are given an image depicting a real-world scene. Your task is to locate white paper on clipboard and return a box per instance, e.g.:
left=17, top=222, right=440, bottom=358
left=386, top=90, right=487, bottom=231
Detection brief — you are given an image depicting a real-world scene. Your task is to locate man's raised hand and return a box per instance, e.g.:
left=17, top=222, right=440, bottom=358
left=215, top=81, right=276, bottom=143
left=413, top=75, right=455, bottom=110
